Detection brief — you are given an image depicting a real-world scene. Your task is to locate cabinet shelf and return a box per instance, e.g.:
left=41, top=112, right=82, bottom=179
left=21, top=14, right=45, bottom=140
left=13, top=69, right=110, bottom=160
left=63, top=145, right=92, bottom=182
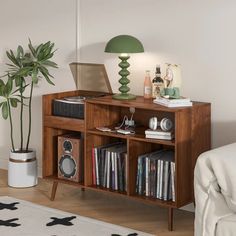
left=44, top=115, right=84, bottom=132
left=87, top=128, right=175, bottom=146
left=130, top=195, right=177, bottom=208
left=86, top=185, right=127, bottom=196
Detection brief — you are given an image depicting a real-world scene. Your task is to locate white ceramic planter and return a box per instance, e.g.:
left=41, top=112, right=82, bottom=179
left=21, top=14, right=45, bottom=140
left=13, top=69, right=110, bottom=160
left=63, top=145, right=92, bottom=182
left=8, top=150, right=38, bottom=188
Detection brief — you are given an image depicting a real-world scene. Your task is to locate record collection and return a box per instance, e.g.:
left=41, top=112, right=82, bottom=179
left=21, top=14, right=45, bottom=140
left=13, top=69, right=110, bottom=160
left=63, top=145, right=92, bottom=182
left=136, top=150, right=175, bottom=201
left=92, top=143, right=127, bottom=192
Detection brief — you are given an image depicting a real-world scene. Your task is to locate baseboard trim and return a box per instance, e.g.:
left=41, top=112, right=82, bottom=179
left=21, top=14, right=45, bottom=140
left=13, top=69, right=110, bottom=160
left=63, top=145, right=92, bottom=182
left=181, top=203, right=195, bottom=212
left=0, top=158, right=8, bottom=170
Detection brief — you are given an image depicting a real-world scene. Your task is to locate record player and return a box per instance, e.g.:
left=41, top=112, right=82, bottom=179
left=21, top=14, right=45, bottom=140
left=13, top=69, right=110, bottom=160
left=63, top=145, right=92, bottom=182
left=52, top=63, right=112, bottom=119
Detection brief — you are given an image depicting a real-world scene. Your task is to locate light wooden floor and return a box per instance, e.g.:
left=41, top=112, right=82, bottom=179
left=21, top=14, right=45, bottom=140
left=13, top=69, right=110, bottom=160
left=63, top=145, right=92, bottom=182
left=0, top=169, right=194, bottom=236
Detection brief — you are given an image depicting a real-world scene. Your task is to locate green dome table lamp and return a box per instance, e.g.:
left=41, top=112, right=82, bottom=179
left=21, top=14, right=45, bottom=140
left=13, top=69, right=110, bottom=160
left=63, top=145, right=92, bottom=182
left=105, top=35, right=144, bottom=100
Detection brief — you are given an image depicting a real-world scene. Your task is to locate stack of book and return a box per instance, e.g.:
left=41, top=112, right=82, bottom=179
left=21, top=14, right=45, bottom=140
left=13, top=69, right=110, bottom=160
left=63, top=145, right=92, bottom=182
left=153, top=97, right=192, bottom=107
left=92, top=142, right=127, bottom=192
left=136, top=150, right=175, bottom=201
left=145, top=129, right=174, bottom=140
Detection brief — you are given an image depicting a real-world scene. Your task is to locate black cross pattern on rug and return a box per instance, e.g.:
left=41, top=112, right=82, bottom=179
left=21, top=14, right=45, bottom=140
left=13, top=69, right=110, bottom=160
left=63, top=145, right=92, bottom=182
left=46, top=216, right=76, bottom=226
left=0, top=202, right=19, bottom=210
left=111, top=234, right=138, bottom=236
left=0, top=218, right=21, bottom=227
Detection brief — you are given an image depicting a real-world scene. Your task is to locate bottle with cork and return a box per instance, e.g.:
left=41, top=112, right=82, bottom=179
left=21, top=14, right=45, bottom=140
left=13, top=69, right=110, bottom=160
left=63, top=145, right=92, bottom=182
left=143, top=70, right=152, bottom=99
left=152, top=65, right=164, bottom=98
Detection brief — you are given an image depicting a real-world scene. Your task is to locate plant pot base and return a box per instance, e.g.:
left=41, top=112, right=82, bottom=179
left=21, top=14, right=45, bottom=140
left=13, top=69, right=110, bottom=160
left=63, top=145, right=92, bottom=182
left=8, top=150, right=38, bottom=188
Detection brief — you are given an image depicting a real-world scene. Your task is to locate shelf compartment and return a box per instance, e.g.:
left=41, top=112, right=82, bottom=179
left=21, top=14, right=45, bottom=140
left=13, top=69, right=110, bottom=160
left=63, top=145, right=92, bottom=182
left=86, top=102, right=175, bottom=131
left=87, top=128, right=175, bottom=146
left=128, top=140, right=165, bottom=196
left=43, top=127, right=68, bottom=177
left=42, top=127, right=84, bottom=179
left=85, top=133, right=127, bottom=186
left=44, top=115, right=85, bottom=132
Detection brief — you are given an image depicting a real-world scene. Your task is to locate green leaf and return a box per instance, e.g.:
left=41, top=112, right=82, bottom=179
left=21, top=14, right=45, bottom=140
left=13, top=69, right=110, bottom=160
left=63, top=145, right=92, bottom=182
left=42, top=60, right=58, bottom=68
left=16, top=67, right=32, bottom=77
left=15, top=76, right=21, bottom=87
left=6, top=51, right=19, bottom=67
left=0, top=79, right=5, bottom=96
left=36, top=44, right=43, bottom=57
left=10, top=50, right=21, bottom=67
left=28, top=39, right=37, bottom=57
left=10, top=98, right=20, bottom=107
left=4, top=77, right=13, bottom=96
left=6, top=63, right=18, bottom=68
left=39, top=67, right=55, bottom=85
left=2, top=102, right=8, bottom=119
left=17, top=45, right=24, bottom=58
left=31, top=67, right=39, bottom=84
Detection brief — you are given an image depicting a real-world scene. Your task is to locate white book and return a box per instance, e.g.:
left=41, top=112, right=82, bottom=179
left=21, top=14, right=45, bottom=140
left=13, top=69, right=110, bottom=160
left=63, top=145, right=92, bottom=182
left=154, top=97, right=191, bottom=104
left=146, top=134, right=173, bottom=140
left=145, top=157, right=150, bottom=197
left=124, top=153, right=128, bottom=192
left=156, top=159, right=161, bottom=199
left=164, top=102, right=192, bottom=108
left=95, top=148, right=99, bottom=185
left=114, top=153, right=118, bottom=190
left=171, top=162, right=176, bottom=202
left=111, top=152, right=115, bottom=190
left=145, top=129, right=173, bottom=136
left=159, top=160, right=164, bottom=199
left=163, top=161, right=169, bottom=201
left=154, top=99, right=192, bottom=108
left=106, top=151, right=111, bottom=188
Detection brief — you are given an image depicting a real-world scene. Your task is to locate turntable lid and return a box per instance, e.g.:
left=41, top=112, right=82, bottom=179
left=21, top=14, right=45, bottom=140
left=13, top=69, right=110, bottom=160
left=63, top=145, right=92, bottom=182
left=69, top=62, right=112, bottom=93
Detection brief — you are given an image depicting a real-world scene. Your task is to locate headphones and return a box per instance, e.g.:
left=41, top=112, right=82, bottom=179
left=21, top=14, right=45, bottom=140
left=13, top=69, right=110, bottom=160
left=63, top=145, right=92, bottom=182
left=149, top=117, right=173, bottom=131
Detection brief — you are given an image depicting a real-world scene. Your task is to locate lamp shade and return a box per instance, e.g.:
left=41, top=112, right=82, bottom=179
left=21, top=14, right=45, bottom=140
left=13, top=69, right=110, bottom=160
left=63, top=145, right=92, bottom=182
left=105, top=35, right=144, bottom=54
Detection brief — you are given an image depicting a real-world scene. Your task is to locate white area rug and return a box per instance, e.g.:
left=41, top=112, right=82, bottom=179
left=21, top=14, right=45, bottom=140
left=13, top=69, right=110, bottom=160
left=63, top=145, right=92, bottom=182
left=0, top=196, right=153, bottom=236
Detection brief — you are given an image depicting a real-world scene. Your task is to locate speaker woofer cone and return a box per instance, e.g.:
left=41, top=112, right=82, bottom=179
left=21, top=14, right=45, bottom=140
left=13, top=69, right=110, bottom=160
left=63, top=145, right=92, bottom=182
left=59, top=154, right=76, bottom=178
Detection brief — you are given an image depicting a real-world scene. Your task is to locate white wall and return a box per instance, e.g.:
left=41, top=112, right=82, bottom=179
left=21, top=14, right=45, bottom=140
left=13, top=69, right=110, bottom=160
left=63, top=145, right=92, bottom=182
left=1, top=0, right=236, bottom=176
left=0, top=0, right=77, bottom=173
left=79, top=0, right=236, bottom=148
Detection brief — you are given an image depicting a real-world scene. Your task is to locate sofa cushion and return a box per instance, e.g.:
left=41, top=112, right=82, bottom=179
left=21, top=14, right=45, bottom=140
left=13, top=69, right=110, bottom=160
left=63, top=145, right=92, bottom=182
left=216, top=214, right=236, bottom=236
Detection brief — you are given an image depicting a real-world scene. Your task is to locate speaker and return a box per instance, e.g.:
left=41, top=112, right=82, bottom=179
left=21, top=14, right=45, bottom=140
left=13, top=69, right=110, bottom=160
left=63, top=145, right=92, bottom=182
left=58, top=135, right=83, bottom=182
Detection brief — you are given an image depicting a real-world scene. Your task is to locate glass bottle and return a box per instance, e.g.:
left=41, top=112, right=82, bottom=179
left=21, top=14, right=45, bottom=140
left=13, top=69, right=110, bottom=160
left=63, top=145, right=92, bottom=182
left=152, top=65, right=164, bottom=98
left=144, top=70, right=152, bottom=99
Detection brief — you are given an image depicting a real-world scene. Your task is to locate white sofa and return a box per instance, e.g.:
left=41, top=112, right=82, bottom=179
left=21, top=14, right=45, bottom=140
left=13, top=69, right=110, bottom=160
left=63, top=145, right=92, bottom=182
left=194, top=143, right=236, bottom=236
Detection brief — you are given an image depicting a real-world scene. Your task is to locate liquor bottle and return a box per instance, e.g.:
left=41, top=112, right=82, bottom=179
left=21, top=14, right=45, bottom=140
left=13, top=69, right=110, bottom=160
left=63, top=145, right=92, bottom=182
left=152, top=65, right=164, bottom=98
left=144, top=70, right=152, bottom=99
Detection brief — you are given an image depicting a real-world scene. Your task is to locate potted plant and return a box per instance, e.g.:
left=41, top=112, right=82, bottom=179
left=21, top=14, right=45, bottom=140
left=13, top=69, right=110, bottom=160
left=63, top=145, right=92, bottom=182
left=0, top=40, right=57, bottom=187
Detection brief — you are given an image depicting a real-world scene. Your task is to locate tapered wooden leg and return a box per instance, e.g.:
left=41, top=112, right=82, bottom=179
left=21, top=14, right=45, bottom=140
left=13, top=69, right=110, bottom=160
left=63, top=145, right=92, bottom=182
left=50, top=181, right=58, bottom=201
left=168, top=207, right=173, bottom=231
